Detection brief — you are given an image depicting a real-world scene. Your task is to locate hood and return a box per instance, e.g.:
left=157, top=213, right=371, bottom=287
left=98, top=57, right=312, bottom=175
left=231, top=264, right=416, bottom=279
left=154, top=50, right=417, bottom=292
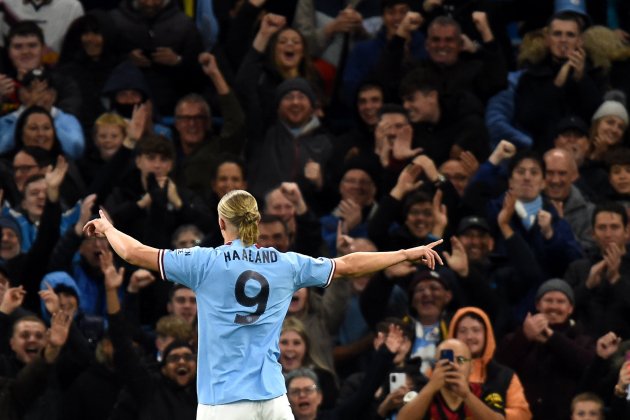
left=101, top=60, right=152, bottom=100
left=39, top=271, right=81, bottom=322
left=447, top=307, right=495, bottom=383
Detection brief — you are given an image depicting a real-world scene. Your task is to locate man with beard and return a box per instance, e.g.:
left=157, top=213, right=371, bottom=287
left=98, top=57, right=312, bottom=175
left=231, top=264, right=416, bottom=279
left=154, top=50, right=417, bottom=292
left=104, top=255, right=197, bottom=420
left=496, top=279, right=595, bottom=420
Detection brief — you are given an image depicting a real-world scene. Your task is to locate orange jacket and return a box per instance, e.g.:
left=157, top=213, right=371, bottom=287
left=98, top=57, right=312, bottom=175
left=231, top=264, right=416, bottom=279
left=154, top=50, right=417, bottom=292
left=448, top=307, right=532, bottom=420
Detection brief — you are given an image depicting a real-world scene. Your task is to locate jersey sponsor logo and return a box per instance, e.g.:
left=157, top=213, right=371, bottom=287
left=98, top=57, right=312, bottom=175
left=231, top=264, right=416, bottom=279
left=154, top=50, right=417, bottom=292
left=484, top=392, right=504, bottom=410
left=224, top=249, right=278, bottom=264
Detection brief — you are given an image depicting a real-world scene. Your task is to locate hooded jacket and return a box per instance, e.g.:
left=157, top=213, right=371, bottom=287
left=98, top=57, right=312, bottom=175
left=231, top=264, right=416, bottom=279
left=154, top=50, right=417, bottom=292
left=448, top=307, right=532, bottom=420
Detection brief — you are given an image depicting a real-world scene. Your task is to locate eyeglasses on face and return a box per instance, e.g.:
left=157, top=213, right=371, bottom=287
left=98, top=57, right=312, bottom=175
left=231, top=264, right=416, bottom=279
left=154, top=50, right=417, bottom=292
left=287, top=384, right=318, bottom=397
left=455, top=355, right=472, bottom=365
left=165, top=353, right=196, bottom=363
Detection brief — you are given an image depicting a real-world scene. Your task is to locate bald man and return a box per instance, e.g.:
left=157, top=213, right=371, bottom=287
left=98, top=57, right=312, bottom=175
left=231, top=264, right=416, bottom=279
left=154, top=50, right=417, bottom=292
left=398, top=339, right=505, bottom=420
left=544, top=148, right=594, bottom=251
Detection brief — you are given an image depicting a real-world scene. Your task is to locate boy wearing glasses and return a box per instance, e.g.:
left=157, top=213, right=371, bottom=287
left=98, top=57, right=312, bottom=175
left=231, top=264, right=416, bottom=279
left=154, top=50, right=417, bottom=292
left=398, top=339, right=505, bottom=420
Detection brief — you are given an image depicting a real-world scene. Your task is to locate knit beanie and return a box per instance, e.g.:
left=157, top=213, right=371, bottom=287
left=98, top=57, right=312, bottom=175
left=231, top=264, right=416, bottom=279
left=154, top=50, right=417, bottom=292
left=535, top=278, right=574, bottom=305
left=592, top=90, right=629, bottom=124
left=275, top=78, right=317, bottom=107
left=0, top=216, right=22, bottom=246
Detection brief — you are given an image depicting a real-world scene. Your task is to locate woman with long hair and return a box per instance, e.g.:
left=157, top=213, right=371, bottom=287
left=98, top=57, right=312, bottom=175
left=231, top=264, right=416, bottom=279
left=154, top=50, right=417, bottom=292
left=280, top=316, right=338, bottom=409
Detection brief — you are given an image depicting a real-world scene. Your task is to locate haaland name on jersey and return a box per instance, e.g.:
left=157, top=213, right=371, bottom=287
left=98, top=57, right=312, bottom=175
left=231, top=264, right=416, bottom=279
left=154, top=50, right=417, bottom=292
left=223, top=248, right=279, bottom=264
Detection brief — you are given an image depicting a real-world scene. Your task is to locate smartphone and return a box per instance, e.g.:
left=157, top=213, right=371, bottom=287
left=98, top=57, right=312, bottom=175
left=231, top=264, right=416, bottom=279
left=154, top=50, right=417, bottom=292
left=440, top=349, right=454, bottom=363
left=389, top=372, right=406, bottom=393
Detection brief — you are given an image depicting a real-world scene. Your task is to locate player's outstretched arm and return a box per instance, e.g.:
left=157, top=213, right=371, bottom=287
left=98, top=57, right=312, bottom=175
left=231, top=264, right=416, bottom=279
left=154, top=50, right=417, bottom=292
left=332, top=239, right=443, bottom=279
left=83, top=210, right=159, bottom=271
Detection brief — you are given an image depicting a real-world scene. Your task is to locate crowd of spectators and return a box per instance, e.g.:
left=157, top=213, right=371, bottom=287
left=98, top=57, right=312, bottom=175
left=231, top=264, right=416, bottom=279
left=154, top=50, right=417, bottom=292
left=1, top=0, right=630, bottom=419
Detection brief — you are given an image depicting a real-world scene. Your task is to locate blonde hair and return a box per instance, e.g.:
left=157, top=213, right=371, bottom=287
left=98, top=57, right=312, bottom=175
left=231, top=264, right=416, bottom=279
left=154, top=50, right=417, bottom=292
left=217, top=190, right=260, bottom=246
left=93, top=112, right=127, bottom=138
left=156, top=315, right=194, bottom=342
left=281, top=316, right=328, bottom=372
left=583, top=25, right=630, bottom=71
left=517, top=29, right=547, bottom=68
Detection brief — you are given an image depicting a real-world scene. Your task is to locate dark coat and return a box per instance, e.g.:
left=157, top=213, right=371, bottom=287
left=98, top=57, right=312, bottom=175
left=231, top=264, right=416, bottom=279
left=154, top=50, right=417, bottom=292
left=108, top=0, right=204, bottom=115
left=514, top=56, right=606, bottom=153
left=496, top=322, right=595, bottom=420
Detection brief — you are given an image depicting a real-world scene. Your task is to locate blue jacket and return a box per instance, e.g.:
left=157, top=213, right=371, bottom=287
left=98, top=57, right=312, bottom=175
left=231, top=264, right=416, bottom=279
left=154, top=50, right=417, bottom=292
left=3, top=202, right=80, bottom=253
left=485, top=70, right=532, bottom=149
left=0, top=107, right=85, bottom=159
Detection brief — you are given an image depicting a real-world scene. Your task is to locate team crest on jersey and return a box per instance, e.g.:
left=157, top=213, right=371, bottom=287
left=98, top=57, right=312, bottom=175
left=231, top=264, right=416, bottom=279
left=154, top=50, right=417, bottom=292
left=484, top=392, right=504, bottom=410
left=175, top=249, right=192, bottom=256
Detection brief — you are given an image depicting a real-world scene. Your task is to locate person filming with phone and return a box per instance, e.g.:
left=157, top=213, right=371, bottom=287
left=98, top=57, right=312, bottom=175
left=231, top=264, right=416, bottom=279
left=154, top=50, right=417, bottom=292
left=399, top=338, right=505, bottom=420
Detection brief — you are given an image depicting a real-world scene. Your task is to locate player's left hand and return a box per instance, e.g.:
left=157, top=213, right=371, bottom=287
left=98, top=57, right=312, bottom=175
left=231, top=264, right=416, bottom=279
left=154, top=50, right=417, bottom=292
left=83, top=210, right=114, bottom=238
left=403, top=239, right=443, bottom=269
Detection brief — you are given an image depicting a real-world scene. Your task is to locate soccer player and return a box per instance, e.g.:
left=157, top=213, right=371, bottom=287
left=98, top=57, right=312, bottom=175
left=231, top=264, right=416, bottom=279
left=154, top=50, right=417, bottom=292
left=83, top=190, right=442, bottom=420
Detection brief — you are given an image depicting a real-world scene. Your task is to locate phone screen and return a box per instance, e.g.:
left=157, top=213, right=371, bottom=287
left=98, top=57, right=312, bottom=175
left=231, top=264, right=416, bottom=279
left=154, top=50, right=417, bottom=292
left=389, top=373, right=405, bottom=393
left=440, top=349, right=454, bottom=363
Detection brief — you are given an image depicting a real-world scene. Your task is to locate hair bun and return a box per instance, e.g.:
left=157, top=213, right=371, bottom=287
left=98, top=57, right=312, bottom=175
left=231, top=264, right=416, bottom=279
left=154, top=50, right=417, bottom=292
left=243, top=211, right=259, bottom=224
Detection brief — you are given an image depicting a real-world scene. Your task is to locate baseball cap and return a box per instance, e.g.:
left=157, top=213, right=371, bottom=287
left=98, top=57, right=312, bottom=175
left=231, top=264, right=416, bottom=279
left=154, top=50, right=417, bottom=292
left=555, top=116, right=589, bottom=138
left=409, top=269, right=450, bottom=292
left=457, top=216, right=490, bottom=235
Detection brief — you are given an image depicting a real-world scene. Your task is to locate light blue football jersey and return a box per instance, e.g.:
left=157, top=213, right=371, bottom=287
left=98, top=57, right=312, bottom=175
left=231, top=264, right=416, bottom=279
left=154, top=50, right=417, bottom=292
left=158, top=239, right=335, bottom=405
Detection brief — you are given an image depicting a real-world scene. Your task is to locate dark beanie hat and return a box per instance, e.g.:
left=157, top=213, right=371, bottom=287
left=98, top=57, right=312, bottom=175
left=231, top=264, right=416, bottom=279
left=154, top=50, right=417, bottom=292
left=0, top=217, right=22, bottom=245
left=275, top=77, right=317, bottom=107
left=341, top=155, right=382, bottom=187
left=536, top=278, right=574, bottom=305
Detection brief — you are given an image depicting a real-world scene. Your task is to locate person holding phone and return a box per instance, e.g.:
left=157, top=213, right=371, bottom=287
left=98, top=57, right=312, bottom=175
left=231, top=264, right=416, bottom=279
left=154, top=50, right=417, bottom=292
left=84, top=189, right=443, bottom=420
left=399, top=338, right=506, bottom=420
left=448, top=307, right=531, bottom=419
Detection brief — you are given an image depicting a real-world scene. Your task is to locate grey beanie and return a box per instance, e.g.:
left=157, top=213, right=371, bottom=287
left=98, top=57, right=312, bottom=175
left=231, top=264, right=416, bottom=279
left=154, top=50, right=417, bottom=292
left=592, top=90, right=629, bottom=124
left=275, top=78, right=317, bottom=107
left=536, top=278, right=574, bottom=305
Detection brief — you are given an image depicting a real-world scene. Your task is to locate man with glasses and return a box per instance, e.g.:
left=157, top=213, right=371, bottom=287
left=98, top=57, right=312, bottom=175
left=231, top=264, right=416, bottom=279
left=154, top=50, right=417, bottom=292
left=399, top=339, right=505, bottom=420
left=105, top=261, right=198, bottom=420
left=174, top=53, right=245, bottom=197
left=448, top=307, right=531, bottom=419
left=285, top=368, right=323, bottom=420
